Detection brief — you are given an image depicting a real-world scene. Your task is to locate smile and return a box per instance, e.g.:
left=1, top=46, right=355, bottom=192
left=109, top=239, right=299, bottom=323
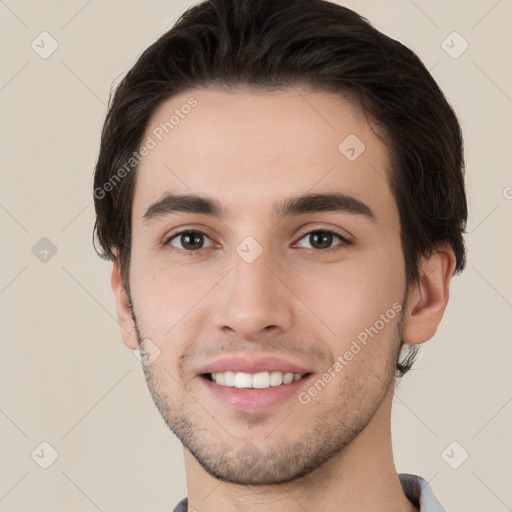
left=209, top=371, right=307, bottom=389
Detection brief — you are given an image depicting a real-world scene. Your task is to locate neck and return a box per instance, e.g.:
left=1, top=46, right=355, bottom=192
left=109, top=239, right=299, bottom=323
left=183, top=384, right=417, bottom=512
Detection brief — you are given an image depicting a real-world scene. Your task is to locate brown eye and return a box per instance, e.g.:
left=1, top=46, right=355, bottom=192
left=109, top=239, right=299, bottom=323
left=167, top=231, right=213, bottom=252
left=295, top=230, right=349, bottom=251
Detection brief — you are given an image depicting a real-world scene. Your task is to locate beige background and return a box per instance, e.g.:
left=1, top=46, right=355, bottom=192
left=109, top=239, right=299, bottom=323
left=1, top=0, right=511, bottom=510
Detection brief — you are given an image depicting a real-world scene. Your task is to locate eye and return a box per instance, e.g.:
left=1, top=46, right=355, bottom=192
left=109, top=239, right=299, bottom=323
left=294, top=229, right=350, bottom=252
left=163, top=228, right=350, bottom=255
left=166, top=230, right=214, bottom=253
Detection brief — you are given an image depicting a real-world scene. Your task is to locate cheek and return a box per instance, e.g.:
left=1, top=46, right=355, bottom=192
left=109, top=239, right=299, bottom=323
left=128, top=255, right=219, bottom=343
left=297, top=247, right=405, bottom=350
left=129, top=224, right=405, bottom=349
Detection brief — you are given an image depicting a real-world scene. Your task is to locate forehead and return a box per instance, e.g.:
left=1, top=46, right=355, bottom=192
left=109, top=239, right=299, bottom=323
left=133, top=87, right=395, bottom=223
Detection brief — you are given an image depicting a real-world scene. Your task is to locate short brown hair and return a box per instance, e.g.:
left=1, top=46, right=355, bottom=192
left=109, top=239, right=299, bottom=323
left=93, top=0, right=468, bottom=377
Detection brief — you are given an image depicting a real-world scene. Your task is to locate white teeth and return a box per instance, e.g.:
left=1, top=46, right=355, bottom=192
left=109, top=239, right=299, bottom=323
left=252, top=372, right=270, bottom=388
left=210, top=371, right=304, bottom=388
left=283, top=372, right=294, bottom=384
left=269, top=371, right=284, bottom=386
left=234, top=372, right=253, bottom=388
left=224, top=371, right=235, bottom=386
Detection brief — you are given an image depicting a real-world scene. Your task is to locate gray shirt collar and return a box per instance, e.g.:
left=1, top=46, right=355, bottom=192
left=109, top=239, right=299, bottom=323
left=172, top=473, right=445, bottom=511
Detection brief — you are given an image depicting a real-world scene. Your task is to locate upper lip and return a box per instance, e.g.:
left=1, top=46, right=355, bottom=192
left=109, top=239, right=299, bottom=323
left=197, top=355, right=312, bottom=375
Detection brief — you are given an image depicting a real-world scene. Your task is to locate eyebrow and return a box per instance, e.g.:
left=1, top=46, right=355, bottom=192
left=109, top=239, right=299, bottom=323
left=142, top=191, right=376, bottom=225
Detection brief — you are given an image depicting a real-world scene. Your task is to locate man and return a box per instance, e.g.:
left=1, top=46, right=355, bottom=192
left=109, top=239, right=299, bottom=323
left=93, top=0, right=467, bottom=510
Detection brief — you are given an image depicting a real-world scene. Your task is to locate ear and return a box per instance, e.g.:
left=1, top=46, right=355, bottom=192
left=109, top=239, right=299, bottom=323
left=402, top=246, right=457, bottom=345
left=111, top=254, right=139, bottom=350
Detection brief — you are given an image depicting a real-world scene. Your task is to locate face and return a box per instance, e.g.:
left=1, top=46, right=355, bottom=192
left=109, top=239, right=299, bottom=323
left=125, top=86, right=408, bottom=484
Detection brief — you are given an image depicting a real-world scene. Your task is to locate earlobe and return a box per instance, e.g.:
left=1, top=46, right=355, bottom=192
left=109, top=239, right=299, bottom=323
left=402, top=247, right=457, bottom=345
left=111, top=256, right=139, bottom=350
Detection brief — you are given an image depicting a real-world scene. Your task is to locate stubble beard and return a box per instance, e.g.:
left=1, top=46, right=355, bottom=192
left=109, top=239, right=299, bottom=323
left=130, top=299, right=404, bottom=485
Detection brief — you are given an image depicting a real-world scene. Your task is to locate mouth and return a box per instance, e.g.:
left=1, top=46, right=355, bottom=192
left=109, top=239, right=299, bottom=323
left=199, top=370, right=314, bottom=412
left=196, top=355, right=315, bottom=411
left=202, top=371, right=311, bottom=389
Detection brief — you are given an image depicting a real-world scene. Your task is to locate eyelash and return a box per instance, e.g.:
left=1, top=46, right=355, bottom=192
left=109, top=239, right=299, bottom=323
left=162, top=228, right=352, bottom=256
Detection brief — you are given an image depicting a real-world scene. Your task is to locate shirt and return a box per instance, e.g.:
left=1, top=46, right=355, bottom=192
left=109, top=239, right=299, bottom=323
left=171, top=473, right=445, bottom=511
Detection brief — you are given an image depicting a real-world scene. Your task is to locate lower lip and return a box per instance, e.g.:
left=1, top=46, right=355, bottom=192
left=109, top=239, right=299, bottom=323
left=200, top=374, right=314, bottom=412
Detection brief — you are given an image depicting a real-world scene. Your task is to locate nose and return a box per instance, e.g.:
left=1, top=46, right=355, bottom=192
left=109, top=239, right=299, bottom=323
left=212, top=244, right=294, bottom=342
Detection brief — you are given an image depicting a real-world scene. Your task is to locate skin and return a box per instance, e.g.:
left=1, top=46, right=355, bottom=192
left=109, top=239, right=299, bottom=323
left=111, top=86, right=456, bottom=512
